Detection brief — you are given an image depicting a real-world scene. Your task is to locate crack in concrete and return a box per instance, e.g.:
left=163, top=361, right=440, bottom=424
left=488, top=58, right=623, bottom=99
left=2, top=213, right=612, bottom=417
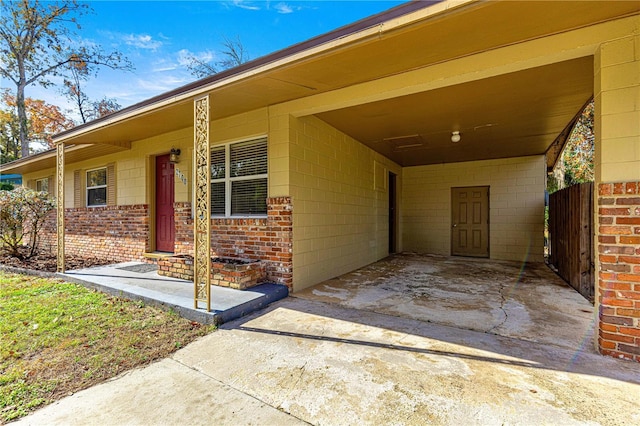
left=290, top=361, right=308, bottom=393
left=487, top=280, right=508, bottom=334
left=170, top=356, right=313, bottom=425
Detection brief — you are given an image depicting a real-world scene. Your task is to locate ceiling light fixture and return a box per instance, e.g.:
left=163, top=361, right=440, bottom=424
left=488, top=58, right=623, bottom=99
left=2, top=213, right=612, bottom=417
left=451, top=131, right=461, bottom=143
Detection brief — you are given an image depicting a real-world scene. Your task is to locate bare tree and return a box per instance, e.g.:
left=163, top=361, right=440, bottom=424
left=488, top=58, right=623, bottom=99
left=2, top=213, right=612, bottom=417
left=62, top=63, right=121, bottom=123
left=186, top=36, right=249, bottom=78
left=62, top=61, right=92, bottom=124
left=0, top=0, right=133, bottom=158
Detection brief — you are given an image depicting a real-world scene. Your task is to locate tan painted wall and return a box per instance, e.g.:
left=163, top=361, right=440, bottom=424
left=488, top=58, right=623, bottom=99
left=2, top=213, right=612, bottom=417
left=594, top=33, right=640, bottom=184
left=287, top=115, right=402, bottom=291
left=66, top=127, right=193, bottom=208
left=403, top=156, right=546, bottom=263
left=21, top=128, right=192, bottom=208
left=21, top=108, right=270, bottom=209
left=211, top=108, right=269, bottom=147
left=267, top=111, right=292, bottom=196
left=21, top=169, right=56, bottom=192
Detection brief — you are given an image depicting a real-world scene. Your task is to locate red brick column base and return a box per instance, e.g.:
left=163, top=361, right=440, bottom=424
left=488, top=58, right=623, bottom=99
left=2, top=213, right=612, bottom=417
left=598, top=182, right=640, bottom=362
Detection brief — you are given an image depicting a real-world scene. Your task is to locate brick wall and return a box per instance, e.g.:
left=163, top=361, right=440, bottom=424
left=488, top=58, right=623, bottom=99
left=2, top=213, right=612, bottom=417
left=174, top=196, right=293, bottom=289
left=39, top=198, right=293, bottom=289
left=158, top=255, right=267, bottom=290
left=597, top=182, right=640, bottom=362
left=41, top=205, right=149, bottom=262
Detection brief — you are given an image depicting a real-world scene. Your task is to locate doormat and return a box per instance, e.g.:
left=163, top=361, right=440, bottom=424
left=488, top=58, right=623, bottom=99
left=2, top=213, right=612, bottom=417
left=117, top=263, right=158, bottom=274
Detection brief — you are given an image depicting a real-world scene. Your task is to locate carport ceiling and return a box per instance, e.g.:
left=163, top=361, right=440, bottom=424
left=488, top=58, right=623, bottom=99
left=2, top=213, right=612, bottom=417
left=317, top=56, right=594, bottom=167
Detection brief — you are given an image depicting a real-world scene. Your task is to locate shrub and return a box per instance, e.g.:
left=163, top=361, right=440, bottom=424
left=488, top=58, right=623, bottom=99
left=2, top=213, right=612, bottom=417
left=0, top=187, right=56, bottom=258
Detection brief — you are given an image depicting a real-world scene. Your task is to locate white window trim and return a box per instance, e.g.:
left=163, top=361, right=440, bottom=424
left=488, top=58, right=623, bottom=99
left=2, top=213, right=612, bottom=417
left=86, top=167, right=107, bottom=207
left=210, top=137, right=268, bottom=218
left=35, top=177, right=49, bottom=193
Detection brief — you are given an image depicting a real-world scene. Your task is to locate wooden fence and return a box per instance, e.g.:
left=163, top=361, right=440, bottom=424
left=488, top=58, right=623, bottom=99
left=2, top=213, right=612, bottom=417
left=548, top=182, right=594, bottom=302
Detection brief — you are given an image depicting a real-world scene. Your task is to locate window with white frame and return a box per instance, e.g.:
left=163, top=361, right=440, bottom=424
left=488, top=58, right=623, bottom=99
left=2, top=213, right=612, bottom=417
left=35, top=178, right=49, bottom=193
left=211, top=138, right=268, bottom=216
left=86, top=168, right=107, bottom=206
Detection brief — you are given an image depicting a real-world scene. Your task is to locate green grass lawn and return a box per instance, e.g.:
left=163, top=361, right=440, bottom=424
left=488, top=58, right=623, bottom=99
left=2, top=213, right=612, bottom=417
left=0, top=271, right=214, bottom=422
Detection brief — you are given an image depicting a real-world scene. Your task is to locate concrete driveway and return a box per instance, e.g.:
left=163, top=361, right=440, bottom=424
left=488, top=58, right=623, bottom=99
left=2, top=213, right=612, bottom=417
left=16, top=255, right=640, bottom=425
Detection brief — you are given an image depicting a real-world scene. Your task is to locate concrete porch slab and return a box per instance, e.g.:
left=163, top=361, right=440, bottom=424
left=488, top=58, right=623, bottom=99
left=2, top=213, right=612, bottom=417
left=59, top=262, right=288, bottom=325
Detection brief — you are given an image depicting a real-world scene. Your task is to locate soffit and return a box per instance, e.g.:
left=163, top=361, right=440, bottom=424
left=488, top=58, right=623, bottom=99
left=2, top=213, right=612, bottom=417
left=317, top=57, right=594, bottom=167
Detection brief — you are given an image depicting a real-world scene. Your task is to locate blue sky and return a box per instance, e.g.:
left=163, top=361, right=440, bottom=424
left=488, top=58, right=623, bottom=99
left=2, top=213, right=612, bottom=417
left=15, top=0, right=406, bottom=120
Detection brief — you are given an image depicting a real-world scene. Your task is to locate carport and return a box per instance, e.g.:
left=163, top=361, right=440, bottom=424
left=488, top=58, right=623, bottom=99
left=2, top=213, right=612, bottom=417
left=269, top=1, right=639, bottom=361
left=288, top=51, right=597, bottom=351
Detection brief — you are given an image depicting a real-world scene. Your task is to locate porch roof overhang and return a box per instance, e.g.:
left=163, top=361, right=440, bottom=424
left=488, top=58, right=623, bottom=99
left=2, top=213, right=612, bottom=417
left=2, top=0, right=638, bottom=176
left=1, top=143, right=130, bottom=175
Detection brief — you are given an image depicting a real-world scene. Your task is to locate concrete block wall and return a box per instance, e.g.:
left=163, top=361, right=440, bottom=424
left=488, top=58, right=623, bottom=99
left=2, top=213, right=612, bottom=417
left=211, top=107, right=269, bottom=145
left=403, top=156, right=545, bottom=262
left=267, top=112, right=292, bottom=197
left=288, top=115, right=402, bottom=291
left=59, top=127, right=193, bottom=208
left=23, top=109, right=270, bottom=211
left=594, top=33, right=640, bottom=183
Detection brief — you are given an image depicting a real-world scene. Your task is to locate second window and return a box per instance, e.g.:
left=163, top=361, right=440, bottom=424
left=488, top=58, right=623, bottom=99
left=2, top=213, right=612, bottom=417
left=211, top=138, right=268, bottom=217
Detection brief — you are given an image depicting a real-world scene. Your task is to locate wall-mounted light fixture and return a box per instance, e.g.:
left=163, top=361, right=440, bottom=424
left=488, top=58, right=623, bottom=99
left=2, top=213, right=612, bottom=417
left=169, top=148, right=181, bottom=164
left=451, top=131, right=461, bottom=143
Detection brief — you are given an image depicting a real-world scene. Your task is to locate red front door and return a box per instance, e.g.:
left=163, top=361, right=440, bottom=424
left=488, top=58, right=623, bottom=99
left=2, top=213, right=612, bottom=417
left=156, top=154, right=175, bottom=252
